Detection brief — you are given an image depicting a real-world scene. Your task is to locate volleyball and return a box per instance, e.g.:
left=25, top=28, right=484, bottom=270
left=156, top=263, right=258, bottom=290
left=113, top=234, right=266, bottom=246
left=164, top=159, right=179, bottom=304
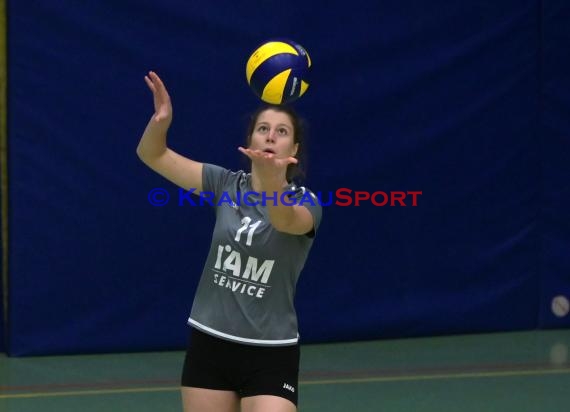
left=246, top=39, right=311, bottom=105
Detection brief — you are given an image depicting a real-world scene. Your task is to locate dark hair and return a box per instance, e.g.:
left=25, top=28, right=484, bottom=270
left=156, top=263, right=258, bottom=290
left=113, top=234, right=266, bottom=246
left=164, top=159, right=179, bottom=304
left=245, top=104, right=307, bottom=183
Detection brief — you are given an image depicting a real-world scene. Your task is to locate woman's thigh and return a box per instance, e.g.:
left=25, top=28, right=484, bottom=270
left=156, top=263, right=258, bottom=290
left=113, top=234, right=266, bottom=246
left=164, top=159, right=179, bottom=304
left=241, top=394, right=297, bottom=412
left=181, top=387, right=239, bottom=412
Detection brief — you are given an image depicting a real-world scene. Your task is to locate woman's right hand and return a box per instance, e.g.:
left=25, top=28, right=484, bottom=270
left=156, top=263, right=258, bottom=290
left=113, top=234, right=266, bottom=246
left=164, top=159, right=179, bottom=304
left=144, top=71, right=173, bottom=124
left=137, top=71, right=203, bottom=192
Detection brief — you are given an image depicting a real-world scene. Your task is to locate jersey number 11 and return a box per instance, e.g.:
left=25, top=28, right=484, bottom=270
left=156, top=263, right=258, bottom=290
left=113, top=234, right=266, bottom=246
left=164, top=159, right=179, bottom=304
left=234, top=216, right=262, bottom=246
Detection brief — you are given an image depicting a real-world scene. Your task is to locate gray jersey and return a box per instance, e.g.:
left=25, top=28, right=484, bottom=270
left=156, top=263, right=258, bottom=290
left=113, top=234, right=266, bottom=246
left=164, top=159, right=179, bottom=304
left=188, top=163, right=322, bottom=346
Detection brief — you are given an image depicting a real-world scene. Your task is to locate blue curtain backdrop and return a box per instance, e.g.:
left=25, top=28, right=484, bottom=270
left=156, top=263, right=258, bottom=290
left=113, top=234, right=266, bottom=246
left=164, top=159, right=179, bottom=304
left=5, top=0, right=569, bottom=355
left=539, top=0, right=570, bottom=328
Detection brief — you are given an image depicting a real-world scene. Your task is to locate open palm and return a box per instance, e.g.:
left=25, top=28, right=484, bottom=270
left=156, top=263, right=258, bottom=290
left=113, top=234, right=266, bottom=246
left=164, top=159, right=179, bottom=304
left=144, top=71, right=172, bottom=124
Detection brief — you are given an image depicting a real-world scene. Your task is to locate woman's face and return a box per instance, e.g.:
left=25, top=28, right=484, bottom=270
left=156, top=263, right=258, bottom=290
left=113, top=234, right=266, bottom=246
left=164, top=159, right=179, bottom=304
left=249, top=109, right=298, bottom=158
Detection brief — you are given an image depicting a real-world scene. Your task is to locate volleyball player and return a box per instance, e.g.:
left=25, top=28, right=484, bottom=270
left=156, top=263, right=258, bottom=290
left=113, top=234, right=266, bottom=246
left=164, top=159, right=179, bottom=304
left=137, top=71, right=321, bottom=412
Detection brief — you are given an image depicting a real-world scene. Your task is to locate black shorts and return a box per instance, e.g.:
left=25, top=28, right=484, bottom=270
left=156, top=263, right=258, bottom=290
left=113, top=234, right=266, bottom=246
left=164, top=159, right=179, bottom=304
left=181, top=327, right=300, bottom=406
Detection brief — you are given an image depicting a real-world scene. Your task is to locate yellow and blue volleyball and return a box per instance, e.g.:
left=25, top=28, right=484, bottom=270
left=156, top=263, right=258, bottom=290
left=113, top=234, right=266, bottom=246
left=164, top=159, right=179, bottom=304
left=246, top=39, right=311, bottom=105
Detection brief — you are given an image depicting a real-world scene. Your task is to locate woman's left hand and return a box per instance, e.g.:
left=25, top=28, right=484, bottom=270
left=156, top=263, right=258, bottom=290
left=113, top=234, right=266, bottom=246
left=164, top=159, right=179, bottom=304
left=238, top=147, right=297, bottom=186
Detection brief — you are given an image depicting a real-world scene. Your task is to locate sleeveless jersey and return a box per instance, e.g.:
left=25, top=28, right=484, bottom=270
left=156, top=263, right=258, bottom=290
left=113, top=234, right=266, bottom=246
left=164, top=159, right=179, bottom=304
left=188, top=163, right=322, bottom=346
